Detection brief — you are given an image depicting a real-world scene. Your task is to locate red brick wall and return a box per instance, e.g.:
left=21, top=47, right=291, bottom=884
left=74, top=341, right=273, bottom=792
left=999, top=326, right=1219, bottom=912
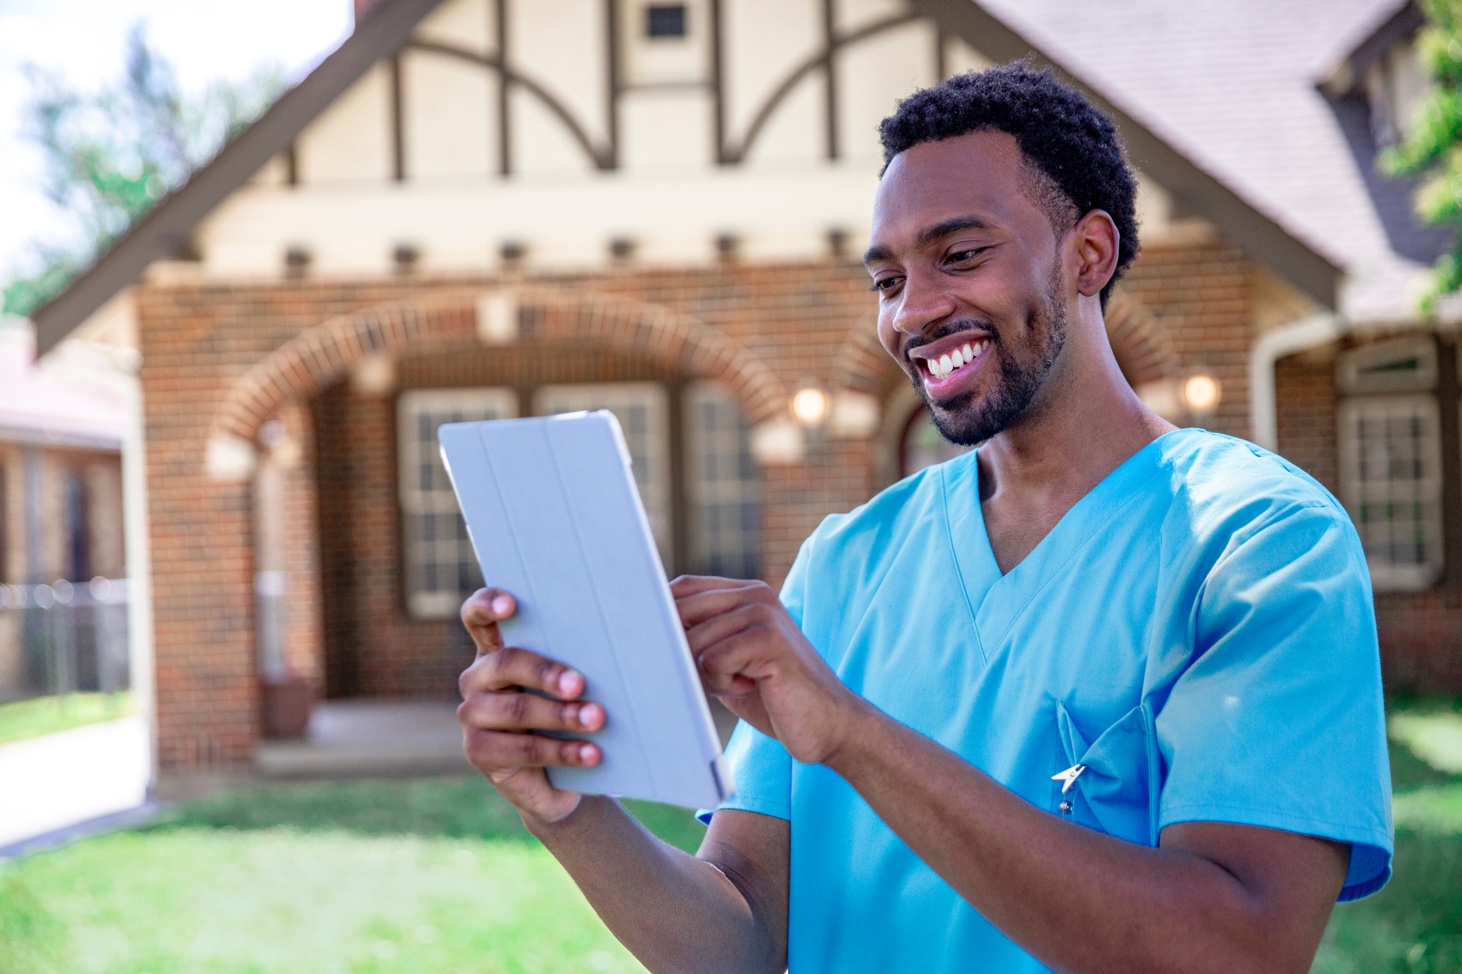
left=138, top=246, right=1456, bottom=775
left=1119, top=241, right=1253, bottom=438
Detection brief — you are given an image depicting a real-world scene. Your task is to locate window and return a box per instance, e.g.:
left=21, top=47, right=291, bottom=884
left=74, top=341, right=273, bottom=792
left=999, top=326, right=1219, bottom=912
left=534, top=383, right=673, bottom=565
left=397, top=388, right=518, bottom=618
left=63, top=470, right=90, bottom=582
left=685, top=382, right=759, bottom=577
left=397, top=380, right=764, bottom=612
left=1336, top=337, right=1445, bottom=591
left=645, top=4, right=688, bottom=39
left=1365, top=36, right=1429, bottom=147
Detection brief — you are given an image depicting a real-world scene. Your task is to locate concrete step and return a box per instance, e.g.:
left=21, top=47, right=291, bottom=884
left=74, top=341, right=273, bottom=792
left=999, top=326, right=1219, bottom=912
left=255, top=698, right=470, bottom=779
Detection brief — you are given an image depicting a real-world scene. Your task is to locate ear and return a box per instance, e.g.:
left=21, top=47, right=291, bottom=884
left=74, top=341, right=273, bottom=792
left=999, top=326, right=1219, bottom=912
left=1068, top=210, right=1120, bottom=298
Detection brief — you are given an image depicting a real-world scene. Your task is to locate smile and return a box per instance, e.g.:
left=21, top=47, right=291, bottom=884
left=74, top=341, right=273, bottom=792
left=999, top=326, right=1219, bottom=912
left=920, top=339, right=988, bottom=381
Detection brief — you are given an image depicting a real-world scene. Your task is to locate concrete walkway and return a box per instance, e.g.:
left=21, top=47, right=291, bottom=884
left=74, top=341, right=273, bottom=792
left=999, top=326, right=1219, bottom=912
left=0, top=716, right=151, bottom=851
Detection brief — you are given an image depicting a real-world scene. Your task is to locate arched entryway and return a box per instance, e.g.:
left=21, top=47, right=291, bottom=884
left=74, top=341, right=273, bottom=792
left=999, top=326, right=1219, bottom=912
left=208, top=287, right=786, bottom=714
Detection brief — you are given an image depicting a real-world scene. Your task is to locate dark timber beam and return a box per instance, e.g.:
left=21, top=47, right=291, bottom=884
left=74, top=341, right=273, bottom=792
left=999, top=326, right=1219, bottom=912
left=496, top=0, right=512, bottom=176
left=606, top=0, right=622, bottom=170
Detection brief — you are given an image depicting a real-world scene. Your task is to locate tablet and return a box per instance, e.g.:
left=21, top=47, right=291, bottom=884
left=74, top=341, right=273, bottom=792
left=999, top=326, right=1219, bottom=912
left=439, top=411, right=733, bottom=809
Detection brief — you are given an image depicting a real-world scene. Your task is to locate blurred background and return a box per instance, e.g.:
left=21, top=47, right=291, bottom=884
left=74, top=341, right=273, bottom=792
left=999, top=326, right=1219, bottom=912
left=0, top=1, right=1459, bottom=971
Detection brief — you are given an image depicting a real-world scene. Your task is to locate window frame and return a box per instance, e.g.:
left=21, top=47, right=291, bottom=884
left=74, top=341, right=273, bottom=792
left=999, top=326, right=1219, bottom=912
left=683, top=380, right=760, bottom=578
left=1336, top=391, right=1445, bottom=592
left=396, top=387, right=518, bottom=619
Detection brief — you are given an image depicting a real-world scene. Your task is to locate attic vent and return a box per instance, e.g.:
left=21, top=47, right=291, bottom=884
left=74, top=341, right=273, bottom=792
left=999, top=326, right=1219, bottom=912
left=1337, top=336, right=1437, bottom=394
left=646, top=4, right=687, bottom=39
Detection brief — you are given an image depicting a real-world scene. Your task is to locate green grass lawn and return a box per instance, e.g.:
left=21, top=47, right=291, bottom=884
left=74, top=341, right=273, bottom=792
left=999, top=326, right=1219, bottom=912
left=0, top=692, right=133, bottom=745
left=0, top=701, right=1459, bottom=973
left=0, top=778, right=699, bottom=974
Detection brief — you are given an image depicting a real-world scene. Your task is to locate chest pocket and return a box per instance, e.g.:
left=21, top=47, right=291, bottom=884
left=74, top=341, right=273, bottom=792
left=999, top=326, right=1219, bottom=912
left=1053, top=700, right=1162, bottom=846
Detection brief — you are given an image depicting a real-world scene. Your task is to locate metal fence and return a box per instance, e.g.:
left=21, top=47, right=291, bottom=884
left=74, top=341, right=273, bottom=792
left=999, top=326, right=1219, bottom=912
left=0, top=578, right=130, bottom=705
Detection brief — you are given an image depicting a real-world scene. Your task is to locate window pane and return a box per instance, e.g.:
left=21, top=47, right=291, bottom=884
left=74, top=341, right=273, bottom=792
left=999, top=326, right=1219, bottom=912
left=397, top=388, right=517, bottom=618
left=1337, top=394, right=1443, bottom=591
left=685, top=382, right=760, bottom=579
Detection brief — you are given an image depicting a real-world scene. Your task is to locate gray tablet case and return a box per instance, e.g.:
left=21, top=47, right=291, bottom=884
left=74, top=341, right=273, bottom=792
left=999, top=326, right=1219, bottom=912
left=439, top=411, right=733, bottom=809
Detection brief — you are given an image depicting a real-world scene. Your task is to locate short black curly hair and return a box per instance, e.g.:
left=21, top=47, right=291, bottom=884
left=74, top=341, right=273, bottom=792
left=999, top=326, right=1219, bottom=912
left=879, top=63, right=1139, bottom=307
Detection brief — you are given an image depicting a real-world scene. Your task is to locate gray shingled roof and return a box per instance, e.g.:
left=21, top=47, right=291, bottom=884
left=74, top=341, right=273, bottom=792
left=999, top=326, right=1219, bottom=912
left=979, top=0, right=1445, bottom=320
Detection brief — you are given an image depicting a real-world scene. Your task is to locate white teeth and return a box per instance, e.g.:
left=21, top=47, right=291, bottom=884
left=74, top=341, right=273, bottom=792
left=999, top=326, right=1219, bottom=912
left=925, top=340, right=989, bottom=382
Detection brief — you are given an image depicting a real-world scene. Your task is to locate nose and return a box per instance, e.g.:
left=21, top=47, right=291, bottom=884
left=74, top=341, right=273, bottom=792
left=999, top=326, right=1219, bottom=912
left=889, top=266, right=956, bottom=338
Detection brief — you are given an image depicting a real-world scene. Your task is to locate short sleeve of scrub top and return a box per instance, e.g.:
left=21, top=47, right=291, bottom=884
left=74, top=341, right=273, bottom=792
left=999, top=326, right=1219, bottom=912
left=1155, top=501, right=1393, bottom=900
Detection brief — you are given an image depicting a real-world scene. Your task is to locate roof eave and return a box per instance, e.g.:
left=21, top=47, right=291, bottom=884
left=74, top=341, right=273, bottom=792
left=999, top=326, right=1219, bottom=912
left=1320, top=0, right=1422, bottom=98
left=31, top=0, right=449, bottom=357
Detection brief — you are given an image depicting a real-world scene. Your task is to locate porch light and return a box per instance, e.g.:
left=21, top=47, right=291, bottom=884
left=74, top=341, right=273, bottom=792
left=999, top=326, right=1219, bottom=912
left=791, top=387, right=829, bottom=427
left=1181, top=373, right=1221, bottom=415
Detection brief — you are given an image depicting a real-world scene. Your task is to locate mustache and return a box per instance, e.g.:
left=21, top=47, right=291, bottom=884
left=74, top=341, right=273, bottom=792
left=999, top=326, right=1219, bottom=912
left=902, top=319, right=999, bottom=361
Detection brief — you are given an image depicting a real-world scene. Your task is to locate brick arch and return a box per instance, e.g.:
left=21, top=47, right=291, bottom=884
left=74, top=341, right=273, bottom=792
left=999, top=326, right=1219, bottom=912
left=209, top=287, right=789, bottom=450
left=830, top=294, right=1179, bottom=393
left=831, top=315, right=893, bottom=395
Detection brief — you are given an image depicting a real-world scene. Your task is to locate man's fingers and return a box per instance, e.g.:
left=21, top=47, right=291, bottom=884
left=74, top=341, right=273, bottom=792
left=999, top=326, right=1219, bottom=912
left=463, top=727, right=602, bottom=770
left=459, top=693, right=606, bottom=734
left=684, top=601, right=775, bottom=656
left=460, top=588, right=517, bottom=657
left=695, top=632, right=763, bottom=697
left=459, top=645, right=586, bottom=699
left=673, top=578, right=776, bottom=628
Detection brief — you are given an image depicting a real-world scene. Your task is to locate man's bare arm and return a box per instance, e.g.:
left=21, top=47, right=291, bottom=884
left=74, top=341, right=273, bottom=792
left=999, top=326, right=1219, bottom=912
left=457, top=588, right=788, bottom=974
left=529, top=802, right=787, bottom=974
left=677, top=575, right=1349, bottom=974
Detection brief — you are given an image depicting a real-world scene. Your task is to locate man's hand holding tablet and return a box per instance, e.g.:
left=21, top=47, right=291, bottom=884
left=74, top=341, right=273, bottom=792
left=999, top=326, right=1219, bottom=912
left=458, top=573, right=867, bottom=826
left=457, top=587, right=605, bottom=827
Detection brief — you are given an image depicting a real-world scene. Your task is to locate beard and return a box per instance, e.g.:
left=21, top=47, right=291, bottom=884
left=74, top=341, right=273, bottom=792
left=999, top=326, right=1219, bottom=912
left=907, top=266, right=1068, bottom=447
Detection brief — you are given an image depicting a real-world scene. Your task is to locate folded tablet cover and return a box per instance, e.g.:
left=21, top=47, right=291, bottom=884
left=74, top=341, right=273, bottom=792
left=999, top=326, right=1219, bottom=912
left=439, top=411, right=732, bottom=810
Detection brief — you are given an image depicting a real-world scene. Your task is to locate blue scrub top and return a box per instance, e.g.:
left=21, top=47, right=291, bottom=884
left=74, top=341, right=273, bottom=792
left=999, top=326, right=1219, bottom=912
left=701, top=429, right=1393, bottom=974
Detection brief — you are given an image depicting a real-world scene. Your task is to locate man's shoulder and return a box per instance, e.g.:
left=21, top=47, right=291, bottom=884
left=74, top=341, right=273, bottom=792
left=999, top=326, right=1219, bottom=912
left=1156, top=429, right=1348, bottom=523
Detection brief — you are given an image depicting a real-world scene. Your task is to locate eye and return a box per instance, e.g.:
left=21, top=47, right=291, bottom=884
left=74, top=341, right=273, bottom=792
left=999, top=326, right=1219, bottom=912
left=869, top=275, right=903, bottom=294
left=945, top=247, right=987, bottom=265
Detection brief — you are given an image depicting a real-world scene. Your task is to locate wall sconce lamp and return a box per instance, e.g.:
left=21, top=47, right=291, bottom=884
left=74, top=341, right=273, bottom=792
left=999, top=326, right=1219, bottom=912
left=1181, top=371, right=1221, bottom=419
left=791, top=387, right=829, bottom=427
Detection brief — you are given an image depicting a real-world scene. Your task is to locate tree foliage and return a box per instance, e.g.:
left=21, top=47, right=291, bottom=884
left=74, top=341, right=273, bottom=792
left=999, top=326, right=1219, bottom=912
left=2, top=25, right=284, bottom=318
left=1381, top=0, right=1462, bottom=311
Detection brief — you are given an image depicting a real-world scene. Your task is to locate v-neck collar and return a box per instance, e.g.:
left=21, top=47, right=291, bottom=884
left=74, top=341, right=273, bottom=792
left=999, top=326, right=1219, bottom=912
left=942, top=430, right=1185, bottom=657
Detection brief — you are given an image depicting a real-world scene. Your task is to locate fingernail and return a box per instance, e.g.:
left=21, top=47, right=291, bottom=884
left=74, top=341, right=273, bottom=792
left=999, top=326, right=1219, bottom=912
left=558, top=670, right=581, bottom=696
left=578, top=744, right=597, bottom=765
left=580, top=703, right=602, bottom=729
left=490, top=595, right=513, bottom=616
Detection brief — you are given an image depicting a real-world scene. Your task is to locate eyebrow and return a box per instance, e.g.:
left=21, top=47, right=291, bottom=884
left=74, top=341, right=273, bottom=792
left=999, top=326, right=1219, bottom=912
left=863, top=215, right=997, bottom=266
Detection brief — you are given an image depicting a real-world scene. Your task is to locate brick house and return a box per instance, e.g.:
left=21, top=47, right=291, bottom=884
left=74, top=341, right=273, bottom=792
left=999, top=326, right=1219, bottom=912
left=30, top=0, right=1461, bottom=782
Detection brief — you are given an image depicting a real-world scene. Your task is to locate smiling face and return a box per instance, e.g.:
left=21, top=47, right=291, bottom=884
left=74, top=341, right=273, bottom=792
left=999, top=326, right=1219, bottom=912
left=866, top=130, right=1075, bottom=446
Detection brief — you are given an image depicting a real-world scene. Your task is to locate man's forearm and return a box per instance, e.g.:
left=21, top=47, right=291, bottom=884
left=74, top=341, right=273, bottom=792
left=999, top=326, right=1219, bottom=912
left=529, top=796, right=782, bottom=974
left=825, top=703, right=1341, bottom=974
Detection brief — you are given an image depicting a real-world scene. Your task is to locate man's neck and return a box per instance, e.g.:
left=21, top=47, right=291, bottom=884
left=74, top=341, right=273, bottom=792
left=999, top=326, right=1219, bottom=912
left=977, top=349, right=1175, bottom=574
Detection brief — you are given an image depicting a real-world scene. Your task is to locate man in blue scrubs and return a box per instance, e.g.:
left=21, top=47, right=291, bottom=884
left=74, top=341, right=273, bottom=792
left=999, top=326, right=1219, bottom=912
left=457, top=64, right=1392, bottom=973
